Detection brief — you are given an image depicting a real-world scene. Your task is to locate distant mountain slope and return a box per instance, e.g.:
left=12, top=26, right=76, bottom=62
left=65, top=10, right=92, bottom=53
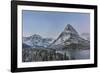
left=23, top=34, right=53, bottom=48
left=22, top=43, right=31, bottom=48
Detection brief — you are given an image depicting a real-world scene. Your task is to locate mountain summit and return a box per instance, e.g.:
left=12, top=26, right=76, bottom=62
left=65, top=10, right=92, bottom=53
left=63, top=24, right=79, bottom=36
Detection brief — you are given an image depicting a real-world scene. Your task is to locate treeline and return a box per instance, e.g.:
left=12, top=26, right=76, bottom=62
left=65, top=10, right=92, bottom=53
left=22, top=48, right=69, bottom=62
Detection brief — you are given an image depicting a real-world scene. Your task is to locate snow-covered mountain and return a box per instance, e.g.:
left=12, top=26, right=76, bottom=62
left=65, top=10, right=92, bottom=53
left=48, top=24, right=90, bottom=50
left=23, top=34, right=53, bottom=48
left=23, top=24, right=90, bottom=51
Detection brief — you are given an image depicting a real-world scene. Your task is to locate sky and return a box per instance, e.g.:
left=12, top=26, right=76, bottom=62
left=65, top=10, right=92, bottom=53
left=22, top=10, right=90, bottom=38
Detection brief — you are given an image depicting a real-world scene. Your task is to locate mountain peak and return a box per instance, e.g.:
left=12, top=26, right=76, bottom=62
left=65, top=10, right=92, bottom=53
left=48, top=24, right=81, bottom=48
left=64, top=24, right=78, bottom=35
left=48, top=24, right=89, bottom=50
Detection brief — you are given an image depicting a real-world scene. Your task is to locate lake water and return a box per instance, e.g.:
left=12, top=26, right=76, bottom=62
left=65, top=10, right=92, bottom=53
left=56, top=49, right=90, bottom=60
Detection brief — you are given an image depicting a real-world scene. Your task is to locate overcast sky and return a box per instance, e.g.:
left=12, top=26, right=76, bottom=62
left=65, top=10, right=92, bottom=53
left=22, top=10, right=90, bottom=38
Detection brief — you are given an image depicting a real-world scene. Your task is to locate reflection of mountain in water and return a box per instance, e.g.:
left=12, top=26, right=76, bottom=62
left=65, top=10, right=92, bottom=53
left=22, top=24, right=90, bottom=62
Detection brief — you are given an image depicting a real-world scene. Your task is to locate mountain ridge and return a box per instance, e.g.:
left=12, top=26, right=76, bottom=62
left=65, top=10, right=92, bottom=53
left=23, top=34, right=53, bottom=48
left=23, top=24, right=90, bottom=51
